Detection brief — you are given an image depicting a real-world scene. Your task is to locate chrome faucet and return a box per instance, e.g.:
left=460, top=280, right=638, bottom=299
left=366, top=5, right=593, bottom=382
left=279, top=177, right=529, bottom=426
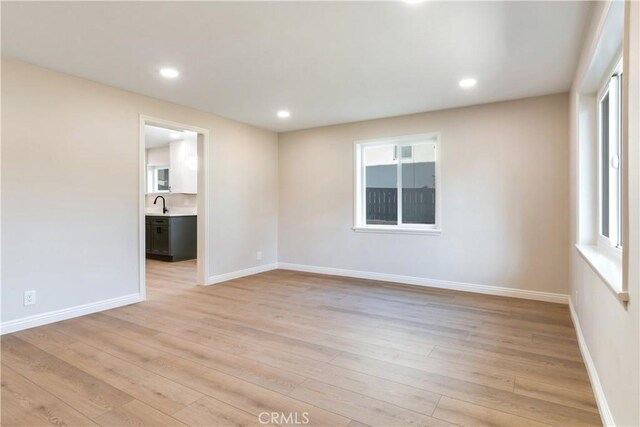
left=153, top=195, right=168, bottom=214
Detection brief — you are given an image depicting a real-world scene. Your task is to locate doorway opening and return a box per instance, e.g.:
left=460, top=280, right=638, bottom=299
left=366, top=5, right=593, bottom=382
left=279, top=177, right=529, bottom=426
left=139, top=116, right=209, bottom=298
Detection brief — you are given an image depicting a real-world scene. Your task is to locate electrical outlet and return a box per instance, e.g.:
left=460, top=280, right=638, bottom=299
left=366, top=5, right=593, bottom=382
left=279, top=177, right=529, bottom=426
left=24, top=290, right=36, bottom=306
left=256, top=251, right=263, bottom=260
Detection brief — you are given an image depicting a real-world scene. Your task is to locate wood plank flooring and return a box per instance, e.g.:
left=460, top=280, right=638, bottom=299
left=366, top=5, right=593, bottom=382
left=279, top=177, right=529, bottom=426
left=1, top=260, right=601, bottom=426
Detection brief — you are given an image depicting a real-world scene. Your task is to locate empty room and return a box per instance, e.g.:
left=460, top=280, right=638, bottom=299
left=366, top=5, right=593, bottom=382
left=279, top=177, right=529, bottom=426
left=1, top=1, right=638, bottom=426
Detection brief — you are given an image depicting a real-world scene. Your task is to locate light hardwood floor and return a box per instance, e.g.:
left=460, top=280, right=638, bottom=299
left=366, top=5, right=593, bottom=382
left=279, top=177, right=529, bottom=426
left=1, top=260, right=600, bottom=426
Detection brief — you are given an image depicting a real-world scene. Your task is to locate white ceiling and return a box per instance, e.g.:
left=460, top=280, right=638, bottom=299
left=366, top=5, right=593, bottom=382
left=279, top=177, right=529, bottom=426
left=2, top=1, right=592, bottom=132
left=145, top=125, right=181, bottom=149
left=145, top=125, right=197, bottom=148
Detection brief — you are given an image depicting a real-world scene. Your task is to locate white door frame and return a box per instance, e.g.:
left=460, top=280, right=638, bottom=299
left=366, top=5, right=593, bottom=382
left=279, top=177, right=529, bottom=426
left=139, top=115, right=210, bottom=299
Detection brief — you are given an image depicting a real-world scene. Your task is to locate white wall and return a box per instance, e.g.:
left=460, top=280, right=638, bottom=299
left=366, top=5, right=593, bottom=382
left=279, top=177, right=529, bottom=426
left=569, top=2, right=640, bottom=426
left=146, top=146, right=169, bottom=166
left=279, top=93, right=570, bottom=296
left=145, top=193, right=196, bottom=212
left=1, top=58, right=279, bottom=325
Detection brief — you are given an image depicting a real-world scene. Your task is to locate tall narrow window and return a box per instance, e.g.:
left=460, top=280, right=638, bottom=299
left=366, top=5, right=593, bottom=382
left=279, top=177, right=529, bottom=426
left=598, top=57, right=623, bottom=249
left=355, top=134, right=440, bottom=234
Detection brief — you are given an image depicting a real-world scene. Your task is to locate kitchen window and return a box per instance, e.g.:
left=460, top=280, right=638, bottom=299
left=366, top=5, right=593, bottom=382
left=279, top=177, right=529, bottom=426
left=147, top=165, right=170, bottom=193
left=354, top=133, right=441, bottom=235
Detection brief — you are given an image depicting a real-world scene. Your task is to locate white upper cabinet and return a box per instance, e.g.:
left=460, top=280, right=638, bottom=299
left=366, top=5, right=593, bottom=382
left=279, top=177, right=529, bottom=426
left=169, top=138, right=198, bottom=194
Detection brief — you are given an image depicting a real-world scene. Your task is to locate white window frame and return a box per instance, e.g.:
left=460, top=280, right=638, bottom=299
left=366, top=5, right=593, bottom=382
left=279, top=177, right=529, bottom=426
left=597, top=56, right=623, bottom=257
left=353, top=133, right=441, bottom=235
left=147, top=164, right=170, bottom=194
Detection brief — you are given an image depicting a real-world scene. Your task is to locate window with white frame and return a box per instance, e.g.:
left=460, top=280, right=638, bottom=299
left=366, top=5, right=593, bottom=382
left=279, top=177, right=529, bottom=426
left=598, top=57, right=623, bottom=250
left=147, top=165, right=170, bottom=193
left=354, top=134, right=440, bottom=233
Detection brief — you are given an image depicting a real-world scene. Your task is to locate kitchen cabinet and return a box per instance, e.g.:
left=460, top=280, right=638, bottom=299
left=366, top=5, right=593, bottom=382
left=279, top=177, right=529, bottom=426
left=169, top=139, right=197, bottom=193
left=146, top=215, right=196, bottom=261
left=145, top=221, right=152, bottom=252
left=146, top=139, right=197, bottom=194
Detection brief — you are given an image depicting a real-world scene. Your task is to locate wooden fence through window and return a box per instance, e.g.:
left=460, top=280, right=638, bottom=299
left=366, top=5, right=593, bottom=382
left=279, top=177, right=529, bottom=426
left=366, top=187, right=435, bottom=224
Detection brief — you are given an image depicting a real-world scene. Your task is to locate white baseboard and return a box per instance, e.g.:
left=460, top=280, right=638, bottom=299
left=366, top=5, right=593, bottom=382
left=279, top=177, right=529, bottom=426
left=569, top=300, right=615, bottom=427
left=277, top=262, right=569, bottom=304
left=207, top=263, right=279, bottom=285
left=0, top=293, right=144, bottom=335
left=1, top=263, right=566, bottom=333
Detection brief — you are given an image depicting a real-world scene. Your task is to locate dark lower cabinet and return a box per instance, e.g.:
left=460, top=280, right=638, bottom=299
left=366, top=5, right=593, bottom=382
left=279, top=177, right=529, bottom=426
left=146, top=215, right=196, bottom=262
left=151, top=223, right=170, bottom=255
left=145, top=221, right=151, bottom=252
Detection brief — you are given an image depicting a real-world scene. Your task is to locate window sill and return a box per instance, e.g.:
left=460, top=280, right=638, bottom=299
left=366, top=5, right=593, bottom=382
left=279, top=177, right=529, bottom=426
left=352, top=226, right=441, bottom=236
left=575, top=244, right=628, bottom=302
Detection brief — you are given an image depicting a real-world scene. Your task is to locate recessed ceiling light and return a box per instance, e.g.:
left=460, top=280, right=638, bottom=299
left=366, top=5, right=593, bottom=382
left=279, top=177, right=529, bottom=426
left=160, top=68, right=179, bottom=79
left=459, top=78, right=477, bottom=88
left=170, top=132, right=181, bottom=139
left=277, top=110, right=291, bottom=118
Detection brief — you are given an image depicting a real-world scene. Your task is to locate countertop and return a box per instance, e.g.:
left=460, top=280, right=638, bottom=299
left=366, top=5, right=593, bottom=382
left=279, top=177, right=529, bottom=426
left=145, top=210, right=197, bottom=217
